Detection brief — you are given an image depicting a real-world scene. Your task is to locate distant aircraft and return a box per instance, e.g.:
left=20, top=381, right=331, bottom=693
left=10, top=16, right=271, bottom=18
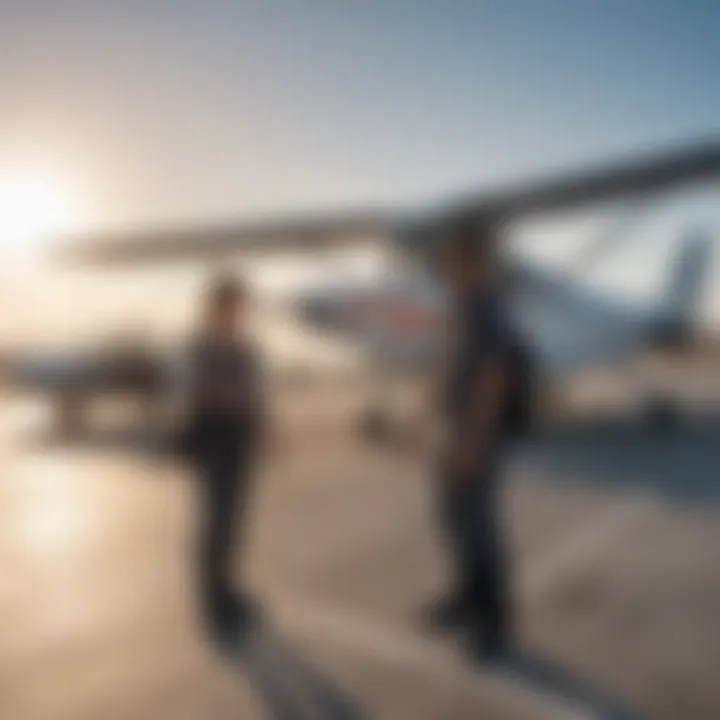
left=5, top=139, right=719, bottom=436
left=0, top=336, right=162, bottom=435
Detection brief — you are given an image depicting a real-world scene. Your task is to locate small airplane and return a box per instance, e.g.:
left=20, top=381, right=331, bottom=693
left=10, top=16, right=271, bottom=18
left=0, top=333, right=165, bottom=435
left=294, top=224, right=713, bottom=436
left=4, top=138, right=720, bottom=437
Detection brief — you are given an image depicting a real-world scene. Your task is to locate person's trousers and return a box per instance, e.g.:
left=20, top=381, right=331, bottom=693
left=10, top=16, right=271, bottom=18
left=437, top=453, right=510, bottom=642
left=194, top=442, right=254, bottom=623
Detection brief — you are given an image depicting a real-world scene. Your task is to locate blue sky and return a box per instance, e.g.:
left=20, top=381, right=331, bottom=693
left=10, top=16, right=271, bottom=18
left=2, top=0, right=719, bottom=231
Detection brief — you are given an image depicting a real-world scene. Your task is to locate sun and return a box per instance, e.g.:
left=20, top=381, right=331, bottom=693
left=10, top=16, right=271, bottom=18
left=0, top=167, right=79, bottom=259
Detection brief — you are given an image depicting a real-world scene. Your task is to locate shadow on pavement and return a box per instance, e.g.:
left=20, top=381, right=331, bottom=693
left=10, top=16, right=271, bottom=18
left=486, top=649, right=643, bottom=720
left=222, top=616, right=364, bottom=720
left=517, top=415, right=720, bottom=506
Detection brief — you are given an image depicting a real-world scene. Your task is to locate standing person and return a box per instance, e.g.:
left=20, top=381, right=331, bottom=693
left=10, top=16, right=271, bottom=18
left=424, top=216, right=517, bottom=661
left=175, top=274, right=266, bottom=644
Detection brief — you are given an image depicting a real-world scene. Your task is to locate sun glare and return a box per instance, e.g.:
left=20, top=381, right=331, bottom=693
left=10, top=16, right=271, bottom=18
left=0, top=167, right=79, bottom=259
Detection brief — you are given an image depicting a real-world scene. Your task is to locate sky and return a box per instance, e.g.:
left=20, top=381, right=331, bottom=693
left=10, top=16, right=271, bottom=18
left=2, top=0, right=719, bottom=233
left=1, top=0, right=720, bottom=321
left=0, top=0, right=719, bottom=349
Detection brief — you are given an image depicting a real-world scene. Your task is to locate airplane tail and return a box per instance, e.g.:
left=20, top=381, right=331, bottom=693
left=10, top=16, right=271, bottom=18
left=652, top=230, right=713, bottom=346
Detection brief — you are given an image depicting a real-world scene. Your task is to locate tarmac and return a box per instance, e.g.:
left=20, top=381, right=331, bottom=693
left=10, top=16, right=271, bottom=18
left=1, top=382, right=719, bottom=720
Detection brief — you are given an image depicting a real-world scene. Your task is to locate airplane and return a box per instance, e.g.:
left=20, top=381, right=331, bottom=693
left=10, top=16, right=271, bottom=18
left=0, top=334, right=164, bottom=436
left=3, top=138, right=719, bottom=438
left=295, top=225, right=713, bottom=435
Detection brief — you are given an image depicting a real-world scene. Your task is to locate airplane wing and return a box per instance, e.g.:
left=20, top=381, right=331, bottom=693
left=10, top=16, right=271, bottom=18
left=450, top=138, right=720, bottom=221
left=400, top=139, right=720, bottom=258
left=59, top=210, right=391, bottom=264
left=60, top=138, right=720, bottom=265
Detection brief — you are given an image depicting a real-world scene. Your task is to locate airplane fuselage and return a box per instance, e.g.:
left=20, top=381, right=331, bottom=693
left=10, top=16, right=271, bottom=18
left=295, top=235, right=708, bottom=384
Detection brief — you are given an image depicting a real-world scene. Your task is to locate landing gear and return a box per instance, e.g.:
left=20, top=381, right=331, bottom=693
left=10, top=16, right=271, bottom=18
left=641, top=393, right=680, bottom=430
left=357, top=405, right=395, bottom=443
left=355, top=372, right=422, bottom=447
left=56, top=392, right=86, bottom=437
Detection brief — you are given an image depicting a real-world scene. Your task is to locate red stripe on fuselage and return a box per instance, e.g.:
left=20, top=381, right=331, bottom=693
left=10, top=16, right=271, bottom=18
left=347, top=298, right=443, bottom=335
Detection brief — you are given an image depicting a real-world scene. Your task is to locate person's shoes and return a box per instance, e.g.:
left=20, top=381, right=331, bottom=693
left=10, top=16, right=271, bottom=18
left=421, top=593, right=477, bottom=632
left=207, top=609, right=242, bottom=653
left=464, top=625, right=513, bottom=666
left=204, top=601, right=245, bottom=651
left=232, top=592, right=265, bottom=637
left=235, top=592, right=263, bottom=622
left=203, top=588, right=266, bottom=654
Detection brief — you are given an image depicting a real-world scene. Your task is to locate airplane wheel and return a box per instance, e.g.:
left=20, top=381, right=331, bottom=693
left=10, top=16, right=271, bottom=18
left=357, top=407, right=393, bottom=444
left=57, top=393, right=85, bottom=437
left=642, top=395, right=680, bottom=430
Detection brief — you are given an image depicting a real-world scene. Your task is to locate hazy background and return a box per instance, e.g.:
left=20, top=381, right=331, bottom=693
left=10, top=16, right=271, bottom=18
left=1, top=0, right=720, bottom=358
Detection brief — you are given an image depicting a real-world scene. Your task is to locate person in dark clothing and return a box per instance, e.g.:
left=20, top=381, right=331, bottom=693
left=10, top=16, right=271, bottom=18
left=425, top=216, right=515, bottom=660
left=177, top=274, right=266, bottom=643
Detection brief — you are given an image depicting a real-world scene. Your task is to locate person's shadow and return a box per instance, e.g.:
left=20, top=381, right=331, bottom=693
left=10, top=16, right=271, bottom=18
left=218, top=615, right=364, bottom=720
left=479, top=647, right=643, bottom=720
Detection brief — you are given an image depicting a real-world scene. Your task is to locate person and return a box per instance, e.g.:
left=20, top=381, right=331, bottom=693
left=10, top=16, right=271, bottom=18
left=423, top=215, right=516, bottom=661
left=174, top=273, right=267, bottom=644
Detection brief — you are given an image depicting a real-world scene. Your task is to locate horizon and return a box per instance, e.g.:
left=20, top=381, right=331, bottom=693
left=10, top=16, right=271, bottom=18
left=0, top=1, right=718, bottom=325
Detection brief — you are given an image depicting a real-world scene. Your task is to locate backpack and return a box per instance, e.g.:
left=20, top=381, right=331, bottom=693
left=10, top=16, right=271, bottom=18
left=501, top=338, right=536, bottom=440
